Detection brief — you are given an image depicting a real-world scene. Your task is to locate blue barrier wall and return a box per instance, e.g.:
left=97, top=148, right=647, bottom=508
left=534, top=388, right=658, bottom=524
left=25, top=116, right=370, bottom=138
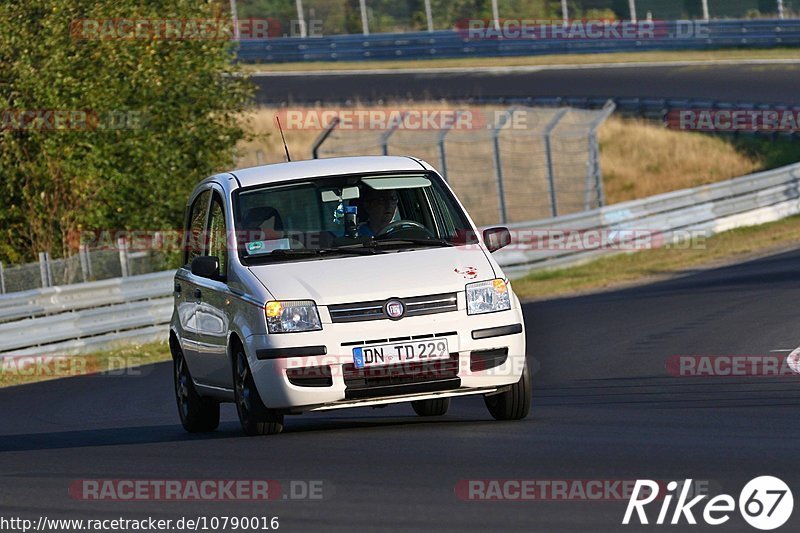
left=237, top=20, right=800, bottom=63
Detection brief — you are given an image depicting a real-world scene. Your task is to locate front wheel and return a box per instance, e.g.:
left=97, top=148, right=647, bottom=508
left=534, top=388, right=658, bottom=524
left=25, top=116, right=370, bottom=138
left=412, top=398, right=450, bottom=417
left=174, top=346, right=220, bottom=433
left=484, top=358, right=531, bottom=421
left=233, top=348, right=283, bottom=436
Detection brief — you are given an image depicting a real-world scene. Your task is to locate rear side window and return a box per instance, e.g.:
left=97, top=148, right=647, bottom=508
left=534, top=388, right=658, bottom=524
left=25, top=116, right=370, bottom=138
left=185, top=190, right=211, bottom=266
left=207, top=194, right=228, bottom=277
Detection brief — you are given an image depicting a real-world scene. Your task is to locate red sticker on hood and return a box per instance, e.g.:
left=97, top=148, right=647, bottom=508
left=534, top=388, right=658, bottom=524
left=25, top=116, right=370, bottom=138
left=454, top=266, right=478, bottom=279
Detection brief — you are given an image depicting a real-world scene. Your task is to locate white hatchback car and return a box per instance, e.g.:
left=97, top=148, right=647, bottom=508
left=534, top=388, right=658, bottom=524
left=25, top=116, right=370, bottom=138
left=170, top=156, right=530, bottom=435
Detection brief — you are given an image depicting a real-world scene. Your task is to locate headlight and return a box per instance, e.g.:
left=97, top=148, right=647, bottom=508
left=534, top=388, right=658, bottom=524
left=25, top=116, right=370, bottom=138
left=466, top=279, right=511, bottom=315
left=265, top=300, right=322, bottom=333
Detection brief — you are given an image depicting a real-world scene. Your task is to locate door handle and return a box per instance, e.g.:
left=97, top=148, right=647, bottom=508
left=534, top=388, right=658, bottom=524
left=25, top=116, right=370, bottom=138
left=174, top=282, right=182, bottom=294
left=194, top=288, right=202, bottom=299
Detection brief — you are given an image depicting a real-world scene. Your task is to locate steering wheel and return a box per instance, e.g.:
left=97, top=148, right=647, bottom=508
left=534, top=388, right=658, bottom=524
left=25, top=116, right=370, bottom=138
left=374, top=220, right=435, bottom=240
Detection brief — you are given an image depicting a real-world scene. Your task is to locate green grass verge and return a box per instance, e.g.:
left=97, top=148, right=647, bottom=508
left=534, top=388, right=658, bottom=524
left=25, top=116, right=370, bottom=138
left=241, top=48, right=800, bottom=73
left=512, top=214, right=800, bottom=301
left=0, top=340, right=171, bottom=389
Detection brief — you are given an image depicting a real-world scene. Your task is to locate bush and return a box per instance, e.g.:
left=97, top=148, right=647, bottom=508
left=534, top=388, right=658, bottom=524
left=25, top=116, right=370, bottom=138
left=0, top=0, right=253, bottom=263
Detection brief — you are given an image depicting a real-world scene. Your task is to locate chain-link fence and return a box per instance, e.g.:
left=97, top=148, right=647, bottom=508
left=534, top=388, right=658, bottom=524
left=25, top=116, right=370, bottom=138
left=0, top=244, right=172, bottom=295
left=310, top=103, right=615, bottom=226
left=235, top=0, right=795, bottom=38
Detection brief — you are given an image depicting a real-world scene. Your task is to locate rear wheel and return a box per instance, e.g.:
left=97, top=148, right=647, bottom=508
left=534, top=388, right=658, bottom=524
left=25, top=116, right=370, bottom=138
left=233, top=348, right=283, bottom=435
left=411, top=398, right=450, bottom=417
left=174, top=345, right=220, bottom=433
left=484, top=358, right=531, bottom=421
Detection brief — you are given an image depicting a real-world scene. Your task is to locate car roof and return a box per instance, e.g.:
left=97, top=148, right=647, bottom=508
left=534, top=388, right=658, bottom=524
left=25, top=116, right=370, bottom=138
left=228, top=156, right=429, bottom=188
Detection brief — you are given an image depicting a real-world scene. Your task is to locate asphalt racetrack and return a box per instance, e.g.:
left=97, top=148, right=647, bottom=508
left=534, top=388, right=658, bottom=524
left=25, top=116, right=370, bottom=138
left=2, top=248, right=799, bottom=531
left=253, top=62, right=800, bottom=105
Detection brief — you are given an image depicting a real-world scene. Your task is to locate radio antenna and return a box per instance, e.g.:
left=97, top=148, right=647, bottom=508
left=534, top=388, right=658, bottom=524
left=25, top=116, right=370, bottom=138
left=275, top=116, right=292, bottom=162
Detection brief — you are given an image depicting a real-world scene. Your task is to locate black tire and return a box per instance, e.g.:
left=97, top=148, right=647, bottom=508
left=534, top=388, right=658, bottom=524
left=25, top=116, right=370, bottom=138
left=174, top=345, right=220, bottom=433
left=411, top=398, right=450, bottom=417
left=233, top=347, right=283, bottom=436
left=484, top=358, right=531, bottom=421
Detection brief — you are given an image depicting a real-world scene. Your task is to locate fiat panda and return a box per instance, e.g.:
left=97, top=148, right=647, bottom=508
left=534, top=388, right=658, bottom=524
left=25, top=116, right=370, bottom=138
left=170, top=156, right=530, bottom=435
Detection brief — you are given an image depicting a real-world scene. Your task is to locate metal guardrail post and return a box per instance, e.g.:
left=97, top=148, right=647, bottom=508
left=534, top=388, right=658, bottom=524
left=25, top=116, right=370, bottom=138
left=585, top=100, right=617, bottom=210
left=380, top=112, right=407, bottom=155
left=79, top=245, right=89, bottom=283
left=45, top=252, right=53, bottom=287
left=359, top=0, right=369, bottom=35
left=0, top=261, right=5, bottom=294
left=543, top=108, right=569, bottom=218
left=311, top=117, right=340, bottom=159
left=38, top=252, right=49, bottom=288
left=492, top=108, right=516, bottom=225
left=424, top=0, right=434, bottom=32
left=86, top=245, right=94, bottom=280
left=118, top=237, right=129, bottom=278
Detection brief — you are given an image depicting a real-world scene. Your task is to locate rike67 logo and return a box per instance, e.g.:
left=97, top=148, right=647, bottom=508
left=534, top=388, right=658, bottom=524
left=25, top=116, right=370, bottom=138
left=623, top=476, right=793, bottom=530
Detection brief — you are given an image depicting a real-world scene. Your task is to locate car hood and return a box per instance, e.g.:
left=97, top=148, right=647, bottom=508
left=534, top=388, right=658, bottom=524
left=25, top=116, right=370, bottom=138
left=248, top=246, right=496, bottom=305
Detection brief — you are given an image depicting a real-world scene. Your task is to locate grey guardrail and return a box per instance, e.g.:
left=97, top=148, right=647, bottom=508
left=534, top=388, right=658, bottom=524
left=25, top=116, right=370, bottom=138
left=0, top=271, right=174, bottom=356
left=0, top=270, right=174, bottom=324
left=3, top=162, right=800, bottom=355
left=493, top=162, right=800, bottom=277
left=237, top=20, right=800, bottom=63
left=0, top=298, right=173, bottom=354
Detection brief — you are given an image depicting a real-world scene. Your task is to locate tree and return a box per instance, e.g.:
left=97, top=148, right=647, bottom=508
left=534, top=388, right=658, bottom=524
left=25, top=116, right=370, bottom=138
left=0, top=0, right=253, bottom=263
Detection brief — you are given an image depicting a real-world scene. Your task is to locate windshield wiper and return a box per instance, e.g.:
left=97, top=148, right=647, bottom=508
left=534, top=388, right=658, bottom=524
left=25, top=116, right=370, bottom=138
left=244, top=248, right=378, bottom=263
left=355, top=238, right=454, bottom=249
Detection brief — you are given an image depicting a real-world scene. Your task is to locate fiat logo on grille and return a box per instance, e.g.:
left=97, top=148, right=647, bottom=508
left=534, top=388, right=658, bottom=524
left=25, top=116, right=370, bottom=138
left=385, top=299, right=405, bottom=320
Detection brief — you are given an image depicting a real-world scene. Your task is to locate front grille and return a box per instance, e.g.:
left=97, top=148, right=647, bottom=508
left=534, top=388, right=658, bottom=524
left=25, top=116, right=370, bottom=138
left=328, top=292, right=458, bottom=323
left=341, top=331, right=456, bottom=347
left=342, top=353, right=461, bottom=399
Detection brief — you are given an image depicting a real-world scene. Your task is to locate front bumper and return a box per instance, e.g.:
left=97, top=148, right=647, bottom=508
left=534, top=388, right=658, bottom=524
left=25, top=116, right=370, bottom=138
left=246, top=306, right=526, bottom=411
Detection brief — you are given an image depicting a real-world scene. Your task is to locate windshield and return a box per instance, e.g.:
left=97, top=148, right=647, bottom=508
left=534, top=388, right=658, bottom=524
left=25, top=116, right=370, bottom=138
left=233, top=172, right=474, bottom=263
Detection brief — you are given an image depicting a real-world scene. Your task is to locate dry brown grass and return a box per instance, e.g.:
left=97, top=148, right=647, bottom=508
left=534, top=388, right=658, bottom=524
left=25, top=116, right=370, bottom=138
left=598, top=116, right=762, bottom=203
left=238, top=106, right=768, bottom=210
left=236, top=109, right=321, bottom=166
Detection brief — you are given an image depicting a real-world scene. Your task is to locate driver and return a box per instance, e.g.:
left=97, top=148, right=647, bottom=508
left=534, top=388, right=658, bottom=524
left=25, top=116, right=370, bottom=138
left=358, top=187, right=399, bottom=236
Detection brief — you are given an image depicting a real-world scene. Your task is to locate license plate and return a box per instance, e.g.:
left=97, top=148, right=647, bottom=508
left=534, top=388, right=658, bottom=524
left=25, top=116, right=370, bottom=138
left=353, top=339, right=450, bottom=369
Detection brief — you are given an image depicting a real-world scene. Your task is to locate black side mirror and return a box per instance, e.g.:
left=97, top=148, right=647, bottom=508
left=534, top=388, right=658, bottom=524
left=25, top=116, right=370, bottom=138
left=191, top=256, right=220, bottom=279
left=483, top=227, right=512, bottom=253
